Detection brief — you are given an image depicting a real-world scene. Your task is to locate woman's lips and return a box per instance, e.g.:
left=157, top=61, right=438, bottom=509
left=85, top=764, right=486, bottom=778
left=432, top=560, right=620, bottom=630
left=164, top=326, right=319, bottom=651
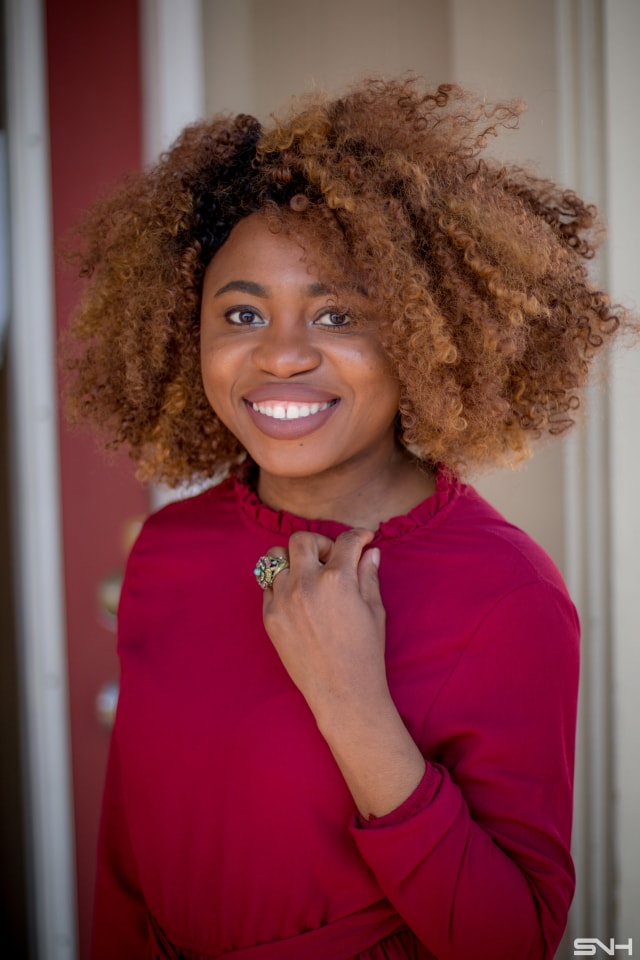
left=243, top=396, right=339, bottom=439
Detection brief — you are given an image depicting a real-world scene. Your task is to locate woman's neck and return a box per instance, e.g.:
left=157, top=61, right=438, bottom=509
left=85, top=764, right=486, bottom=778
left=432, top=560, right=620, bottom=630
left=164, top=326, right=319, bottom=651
left=255, top=449, right=436, bottom=529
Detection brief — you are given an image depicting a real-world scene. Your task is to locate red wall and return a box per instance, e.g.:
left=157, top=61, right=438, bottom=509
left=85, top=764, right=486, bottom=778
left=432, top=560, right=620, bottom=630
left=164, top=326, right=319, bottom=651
left=45, top=1, right=148, bottom=955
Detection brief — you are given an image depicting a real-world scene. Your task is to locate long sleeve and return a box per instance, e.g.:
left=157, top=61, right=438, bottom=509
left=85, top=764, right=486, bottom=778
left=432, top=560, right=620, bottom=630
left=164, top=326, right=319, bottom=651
left=350, top=580, right=579, bottom=960
left=91, top=728, right=148, bottom=959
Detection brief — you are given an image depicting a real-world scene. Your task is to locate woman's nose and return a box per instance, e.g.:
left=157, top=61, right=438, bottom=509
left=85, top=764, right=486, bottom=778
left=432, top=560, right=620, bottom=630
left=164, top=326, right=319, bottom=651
left=251, top=320, right=322, bottom=378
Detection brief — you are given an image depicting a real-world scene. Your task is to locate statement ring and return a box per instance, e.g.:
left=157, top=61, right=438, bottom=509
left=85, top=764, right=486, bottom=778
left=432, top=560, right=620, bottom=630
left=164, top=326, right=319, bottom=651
left=254, top=554, right=290, bottom=590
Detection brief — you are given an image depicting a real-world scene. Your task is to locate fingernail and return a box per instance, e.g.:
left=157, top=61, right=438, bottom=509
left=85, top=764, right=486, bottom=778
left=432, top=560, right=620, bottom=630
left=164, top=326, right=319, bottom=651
left=370, top=547, right=381, bottom=569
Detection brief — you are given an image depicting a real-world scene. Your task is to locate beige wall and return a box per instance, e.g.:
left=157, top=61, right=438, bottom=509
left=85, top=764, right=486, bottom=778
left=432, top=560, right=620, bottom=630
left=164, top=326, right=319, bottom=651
left=203, top=0, right=451, bottom=119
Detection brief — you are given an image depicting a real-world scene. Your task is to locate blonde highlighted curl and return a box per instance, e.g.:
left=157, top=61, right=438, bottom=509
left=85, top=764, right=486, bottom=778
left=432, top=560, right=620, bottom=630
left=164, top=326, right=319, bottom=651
left=64, top=76, right=630, bottom=486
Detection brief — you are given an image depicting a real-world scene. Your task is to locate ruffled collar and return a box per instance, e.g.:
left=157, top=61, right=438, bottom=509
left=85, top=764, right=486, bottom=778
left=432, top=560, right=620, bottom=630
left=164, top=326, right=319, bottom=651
left=231, top=467, right=462, bottom=545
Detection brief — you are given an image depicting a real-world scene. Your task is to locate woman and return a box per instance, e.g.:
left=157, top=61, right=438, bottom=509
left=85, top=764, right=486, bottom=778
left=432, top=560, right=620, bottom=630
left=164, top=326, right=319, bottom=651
left=67, top=78, right=627, bottom=959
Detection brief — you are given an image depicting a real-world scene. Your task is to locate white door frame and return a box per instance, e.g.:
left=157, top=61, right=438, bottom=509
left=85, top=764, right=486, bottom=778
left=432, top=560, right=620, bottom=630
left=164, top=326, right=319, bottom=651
left=558, top=0, right=640, bottom=943
left=555, top=0, right=614, bottom=941
left=4, top=0, right=77, bottom=957
left=139, top=0, right=204, bottom=162
left=603, top=0, right=640, bottom=941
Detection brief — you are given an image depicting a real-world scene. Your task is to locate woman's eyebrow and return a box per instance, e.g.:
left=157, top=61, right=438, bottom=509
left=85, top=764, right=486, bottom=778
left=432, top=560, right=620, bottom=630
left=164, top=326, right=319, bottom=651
left=214, top=280, right=268, bottom=298
left=306, top=282, right=328, bottom=296
left=214, top=280, right=334, bottom=298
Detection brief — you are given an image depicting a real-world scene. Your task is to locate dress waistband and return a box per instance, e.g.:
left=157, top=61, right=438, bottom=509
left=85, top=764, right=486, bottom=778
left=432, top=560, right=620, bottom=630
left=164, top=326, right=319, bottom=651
left=148, top=904, right=408, bottom=960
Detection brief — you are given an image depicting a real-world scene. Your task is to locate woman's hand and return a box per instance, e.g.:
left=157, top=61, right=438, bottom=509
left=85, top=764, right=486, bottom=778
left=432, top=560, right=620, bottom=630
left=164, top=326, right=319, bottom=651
left=261, top=528, right=386, bottom=720
left=262, top=529, right=426, bottom=818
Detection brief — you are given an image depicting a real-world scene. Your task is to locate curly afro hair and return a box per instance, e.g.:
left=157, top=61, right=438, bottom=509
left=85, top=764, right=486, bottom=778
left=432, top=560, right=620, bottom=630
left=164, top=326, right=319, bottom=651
left=64, top=76, right=628, bottom=486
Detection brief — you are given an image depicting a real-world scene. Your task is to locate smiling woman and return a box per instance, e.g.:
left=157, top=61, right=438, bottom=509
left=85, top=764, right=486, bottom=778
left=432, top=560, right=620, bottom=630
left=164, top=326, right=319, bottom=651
left=64, top=77, right=633, bottom=960
left=199, top=212, right=426, bottom=523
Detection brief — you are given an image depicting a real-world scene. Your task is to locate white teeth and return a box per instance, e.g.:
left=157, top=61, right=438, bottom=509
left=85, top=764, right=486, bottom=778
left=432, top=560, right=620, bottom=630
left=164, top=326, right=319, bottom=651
left=251, top=401, right=333, bottom=420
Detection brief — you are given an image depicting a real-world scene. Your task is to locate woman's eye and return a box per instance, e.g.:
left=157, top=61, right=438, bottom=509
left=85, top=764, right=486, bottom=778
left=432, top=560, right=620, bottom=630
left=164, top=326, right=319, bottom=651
left=314, top=310, right=351, bottom=328
left=225, top=307, right=264, bottom=326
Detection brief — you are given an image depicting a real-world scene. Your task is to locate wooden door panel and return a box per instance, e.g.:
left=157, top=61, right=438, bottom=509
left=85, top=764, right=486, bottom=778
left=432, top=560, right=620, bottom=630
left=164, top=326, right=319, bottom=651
left=46, top=2, right=147, bottom=955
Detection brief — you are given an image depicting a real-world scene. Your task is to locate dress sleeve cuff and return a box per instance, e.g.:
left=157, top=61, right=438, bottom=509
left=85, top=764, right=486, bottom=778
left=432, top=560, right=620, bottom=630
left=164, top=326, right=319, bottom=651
left=354, top=763, right=443, bottom=830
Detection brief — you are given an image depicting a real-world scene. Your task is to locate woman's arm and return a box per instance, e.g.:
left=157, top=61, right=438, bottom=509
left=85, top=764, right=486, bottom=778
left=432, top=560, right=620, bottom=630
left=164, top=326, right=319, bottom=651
left=263, top=528, right=426, bottom=819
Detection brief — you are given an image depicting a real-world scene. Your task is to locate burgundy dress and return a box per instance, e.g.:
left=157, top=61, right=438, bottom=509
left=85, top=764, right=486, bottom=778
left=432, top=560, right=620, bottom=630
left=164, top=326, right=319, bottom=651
left=91, top=470, right=578, bottom=959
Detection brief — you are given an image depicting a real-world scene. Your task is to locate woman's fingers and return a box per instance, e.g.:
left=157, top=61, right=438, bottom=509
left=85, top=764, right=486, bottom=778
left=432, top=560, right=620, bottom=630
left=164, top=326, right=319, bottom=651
left=357, top=546, right=383, bottom=610
left=285, top=531, right=336, bottom=568
left=284, top=528, right=375, bottom=576
left=321, top=528, right=375, bottom=572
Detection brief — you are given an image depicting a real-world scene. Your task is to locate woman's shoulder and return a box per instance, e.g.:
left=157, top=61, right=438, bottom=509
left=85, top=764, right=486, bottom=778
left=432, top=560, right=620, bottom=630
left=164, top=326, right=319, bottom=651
left=439, top=480, right=571, bottom=599
left=130, top=477, right=239, bottom=556
left=149, top=476, right=235, bottom=522
left=390, top=471, right=571, bottom=605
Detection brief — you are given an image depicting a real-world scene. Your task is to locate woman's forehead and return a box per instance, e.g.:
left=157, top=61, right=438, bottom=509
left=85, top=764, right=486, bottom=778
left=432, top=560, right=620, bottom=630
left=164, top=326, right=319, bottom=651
left=207, top=211, right=361, bottom=293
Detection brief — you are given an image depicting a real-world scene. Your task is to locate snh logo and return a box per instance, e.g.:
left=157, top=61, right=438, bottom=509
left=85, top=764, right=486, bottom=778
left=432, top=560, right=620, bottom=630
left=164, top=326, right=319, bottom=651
left=574, top=939, right=633, bottom=956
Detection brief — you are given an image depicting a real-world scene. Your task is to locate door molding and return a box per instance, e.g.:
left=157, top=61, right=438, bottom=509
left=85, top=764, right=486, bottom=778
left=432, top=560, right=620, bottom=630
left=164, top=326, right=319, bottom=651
left=556, top=0, right=614, bottom=941
left=5, top=0, right=76, bottom=956
left=558, top=0, right=640, bottom=943
left=603, top=0, right=640, bottom=940
left=140, top=0, right=204, bottom=162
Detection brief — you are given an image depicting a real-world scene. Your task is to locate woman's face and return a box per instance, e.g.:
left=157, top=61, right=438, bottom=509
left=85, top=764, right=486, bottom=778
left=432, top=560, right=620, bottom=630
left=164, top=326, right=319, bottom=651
left=200, top=213, right=401, bottom=486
